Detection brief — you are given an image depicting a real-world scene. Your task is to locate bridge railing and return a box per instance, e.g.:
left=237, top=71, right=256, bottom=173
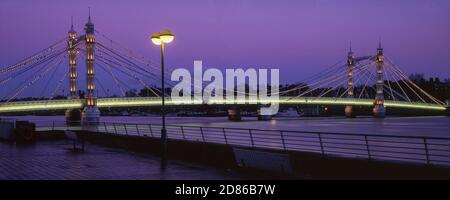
left=35, top=121, right=450, bottom=167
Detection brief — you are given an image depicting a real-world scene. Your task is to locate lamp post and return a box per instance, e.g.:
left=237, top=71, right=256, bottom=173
left=151, top=30, right=174, bottom=171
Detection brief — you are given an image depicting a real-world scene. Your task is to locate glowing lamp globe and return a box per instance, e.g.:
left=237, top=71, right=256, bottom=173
left=159, top=30, right=174, bottom=43
left=151, top=32, right=161, bottom=45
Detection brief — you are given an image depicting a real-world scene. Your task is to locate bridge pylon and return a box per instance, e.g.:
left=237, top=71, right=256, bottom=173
left=81, top=12, right=100, bottom=124
left=227, top=107, right=241, bottom=121
left=65, top=17, right=82, bottom=124
left=345, top=43, right=355, bottom=118
left=373, top=41, right=385, bottom=117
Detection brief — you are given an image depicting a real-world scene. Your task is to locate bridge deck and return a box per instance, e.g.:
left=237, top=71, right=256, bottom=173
left=0, top=97, right=446, bottom=113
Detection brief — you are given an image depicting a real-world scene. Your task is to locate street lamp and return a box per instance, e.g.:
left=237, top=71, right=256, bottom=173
left=151, top=29, right=174, bottom=171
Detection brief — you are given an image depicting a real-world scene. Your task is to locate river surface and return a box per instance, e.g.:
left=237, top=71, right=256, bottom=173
left=3, top=115, right=450, bottom=138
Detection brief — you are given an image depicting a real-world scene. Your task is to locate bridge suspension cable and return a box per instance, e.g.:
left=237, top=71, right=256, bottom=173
left=279, top=58, right=347, bottom=93
left=97, top=58, right=160, bottom=97
left=286, top=59, right=376, bottom=100
left=94, top=31, right=256, bottom=97
left=93, top=48, right=162, bottom=96
left=279, top=56, right=375, bottom=95
left=337, top=64, right=374, bottom=99
left=0, top=37, right=68, bottom=75
left=0, top=45, right=70, bottom=88
left=314, top=61, right=375, bottom=100
left=94, top=30, right=162, bottom=71
left=95, top=42, right=161, bottom=78
left=49, top=67, right=69, bottom=100
left=40, top=60, right=61, bottom=97
left=4, top=51, right=67, bottom=102
left=0, top=23, right=445, bottom=114
left=95, top=43, right=173, bottom=94
left=78, top=49, right=127, bottom=97
left=96, top=61, right=126, bottom=97
left=95, top=45, right=167, bottom=85
left=384, top=57, right=445, bottom=105
left=96, top=30, right=309, bottom=97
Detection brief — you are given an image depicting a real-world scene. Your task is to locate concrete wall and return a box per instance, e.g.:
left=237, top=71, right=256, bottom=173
left=78, top=132, right=237, bottom=169
left=73, top=131, right=450, bottom=179
left=0, top=119, right=15, bottom=140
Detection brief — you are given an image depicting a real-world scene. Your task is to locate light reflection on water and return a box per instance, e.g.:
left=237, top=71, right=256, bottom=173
left=3, top=115, right=450, bottom=138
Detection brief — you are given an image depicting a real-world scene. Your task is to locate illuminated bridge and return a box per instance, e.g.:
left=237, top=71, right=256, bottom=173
left=0, top=15, right=448, bottom=121
left=0, top=97, right=446, bottom=113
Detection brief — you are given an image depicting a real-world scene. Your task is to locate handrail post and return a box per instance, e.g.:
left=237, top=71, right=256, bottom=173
left=364, top=135, right=371, bottom=159
left=424, top=138, right=430, bottom=164
left=223, top=128, right=228, bottom=144
left=318, top=133, right=325, bottom=154
left=136, top=124, right=140, bottom=136
left=280, top=131, right=286, bottom=150
left=249, top=129, right=254, bottom=147
left=148, top=124, right=153, bottom=137
left=124, top=124, right=128, bottom=135
left=200, top=127, right=205, bottom=142
left=181, top=126, right=186, bottom=140
left=52, top=121, right=55, bottom=131
left=113, top=123, right=117, bottom=134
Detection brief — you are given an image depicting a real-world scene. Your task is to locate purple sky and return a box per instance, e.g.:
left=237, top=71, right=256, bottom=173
left=1, top=0, right=449, bottom=85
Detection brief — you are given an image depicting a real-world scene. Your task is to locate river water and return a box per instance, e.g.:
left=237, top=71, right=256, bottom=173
left=3, top=115, right=450, bottom=138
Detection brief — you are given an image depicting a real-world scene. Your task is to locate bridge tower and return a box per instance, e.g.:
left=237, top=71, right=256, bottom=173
left=68, top=17, right=78, bottom=98
left=345, top=43, right=355, bottom=118
left=65, top=17, right=82, bottom=123
left=81, top=12, right=100, bottom=124
left=373, top=41, right=385, bottom=117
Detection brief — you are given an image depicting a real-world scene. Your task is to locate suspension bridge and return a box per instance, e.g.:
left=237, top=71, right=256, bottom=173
left=0, top=16, right=448, bottom=123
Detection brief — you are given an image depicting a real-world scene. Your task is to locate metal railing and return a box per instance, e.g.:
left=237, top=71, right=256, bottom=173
left=36, top=120, right=450, bottom=167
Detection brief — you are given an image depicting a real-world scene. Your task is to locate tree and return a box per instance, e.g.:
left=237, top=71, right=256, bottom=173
left=53, top=95, right=67, bottom=100
left=139, top=87, right=160, bottom=97
left=409, top=73, right=425, bottom=84
left=125, top=89, right=138, bottom=97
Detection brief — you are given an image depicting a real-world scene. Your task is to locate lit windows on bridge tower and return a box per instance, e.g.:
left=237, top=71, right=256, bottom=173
left=345, top=43, right=355, bottom=118
left=373, top=41, right=386, bottom=117
left=65, top=17, right=83, bottom=123
left=68, top=17, right=78, bottom=97
left=81, top=11, right=100, bottom=124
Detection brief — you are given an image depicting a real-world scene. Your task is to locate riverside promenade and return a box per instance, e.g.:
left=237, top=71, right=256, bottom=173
left=0, top=140, right=238, bottom=180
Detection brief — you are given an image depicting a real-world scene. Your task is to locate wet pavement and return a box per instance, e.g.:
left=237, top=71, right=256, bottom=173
left=0, top=140, right=239, bottom=180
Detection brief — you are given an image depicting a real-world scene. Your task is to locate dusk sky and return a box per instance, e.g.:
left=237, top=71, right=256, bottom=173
left=1, top=0, right=449, bottom=85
